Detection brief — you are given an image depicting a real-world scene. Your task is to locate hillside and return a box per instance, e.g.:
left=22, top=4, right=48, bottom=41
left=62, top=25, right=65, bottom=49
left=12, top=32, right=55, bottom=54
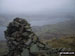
left=46, top=36, right=75, bottom=51
left=32, top=19, right=75, bottom=39
left=0, top=41, right=8, bottom=56
left=0, top=36, right=75, bottom=56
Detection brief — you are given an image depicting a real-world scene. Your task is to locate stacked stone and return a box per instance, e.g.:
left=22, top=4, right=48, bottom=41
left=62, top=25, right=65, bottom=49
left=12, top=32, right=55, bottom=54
left=4, top=18, right=49, bottom=56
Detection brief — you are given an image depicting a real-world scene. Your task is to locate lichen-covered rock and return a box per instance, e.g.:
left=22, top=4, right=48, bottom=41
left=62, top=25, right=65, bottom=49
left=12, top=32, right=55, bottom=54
left=4, top=17, right=50, bottom=56
left=4, top=17, right=66, bottom=56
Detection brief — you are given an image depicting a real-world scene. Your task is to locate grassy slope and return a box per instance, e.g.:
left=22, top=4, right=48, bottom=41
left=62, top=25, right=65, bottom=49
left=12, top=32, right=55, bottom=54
left=46, top=36, right=75, bottom=51
left=0, top=36, right=75, bottom=56
left=0, top=41, right=8, bottom=56
left=32, top=19, right=75, bottom=39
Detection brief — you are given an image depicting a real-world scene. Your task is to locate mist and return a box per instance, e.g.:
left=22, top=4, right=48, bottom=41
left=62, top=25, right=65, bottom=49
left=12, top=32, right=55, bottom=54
left=0, top=0, right=75, bottom=40
left=0, top=0, right=75, bottom=26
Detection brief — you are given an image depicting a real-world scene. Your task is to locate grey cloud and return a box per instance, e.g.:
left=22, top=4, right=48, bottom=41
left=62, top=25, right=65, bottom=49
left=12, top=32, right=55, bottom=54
left=0, top=0, right=75, bottom=26
left=0, top=0, right=75, bottom=15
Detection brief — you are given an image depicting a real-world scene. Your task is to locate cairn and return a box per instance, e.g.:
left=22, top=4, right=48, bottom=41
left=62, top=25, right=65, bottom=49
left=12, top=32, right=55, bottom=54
left=4, top=18, right=50, bottom=56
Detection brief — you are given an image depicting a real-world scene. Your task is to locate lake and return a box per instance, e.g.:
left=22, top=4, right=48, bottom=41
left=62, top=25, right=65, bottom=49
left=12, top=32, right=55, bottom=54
left=0, top=26, right=6, bottom=40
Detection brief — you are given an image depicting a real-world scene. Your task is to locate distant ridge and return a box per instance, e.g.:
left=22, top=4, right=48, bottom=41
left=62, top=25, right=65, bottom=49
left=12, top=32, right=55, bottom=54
left=32, top=19, right=75, bottom=39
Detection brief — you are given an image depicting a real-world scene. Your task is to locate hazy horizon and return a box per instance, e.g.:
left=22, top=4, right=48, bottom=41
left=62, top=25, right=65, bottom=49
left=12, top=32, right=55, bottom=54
left=0, top=0, right=75, bottom=26
left=0, top=0, right=75, bottom=40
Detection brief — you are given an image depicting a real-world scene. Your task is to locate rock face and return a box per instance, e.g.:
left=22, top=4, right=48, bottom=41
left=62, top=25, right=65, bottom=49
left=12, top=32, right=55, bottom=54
left=4, top=18, right=49, bottom=56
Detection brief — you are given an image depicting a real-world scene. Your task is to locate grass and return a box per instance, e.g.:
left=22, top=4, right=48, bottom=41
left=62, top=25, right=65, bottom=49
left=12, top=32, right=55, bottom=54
left=46, top=36, right=75, bottom=51
left=0, top=36, right=75, bottom=56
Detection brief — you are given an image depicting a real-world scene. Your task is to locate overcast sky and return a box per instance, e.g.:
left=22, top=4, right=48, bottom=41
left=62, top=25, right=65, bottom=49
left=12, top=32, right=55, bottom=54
left=0, top=0, right=75, bottom=40
left=0, top=0, right=75, bottom=26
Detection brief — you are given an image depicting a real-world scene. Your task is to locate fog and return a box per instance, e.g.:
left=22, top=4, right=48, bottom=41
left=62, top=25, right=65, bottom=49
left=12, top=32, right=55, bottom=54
left=0, top=0, right=75, bottom=26
left=0, top=0, right=75, bottom=40
left=0, top=0, right=75, bottom=15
